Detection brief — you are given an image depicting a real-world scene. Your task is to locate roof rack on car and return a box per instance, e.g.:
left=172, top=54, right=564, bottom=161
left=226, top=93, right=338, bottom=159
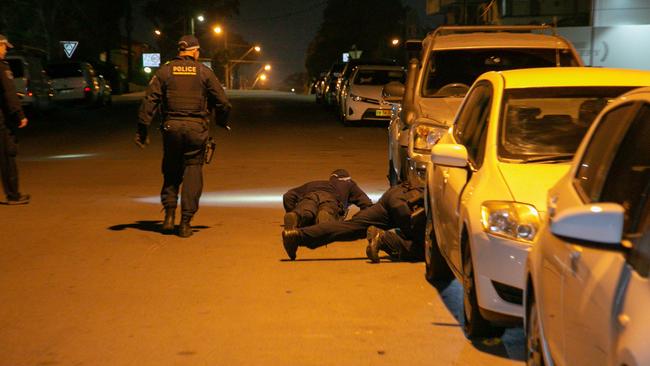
left=430, top=25, right=556, bottom=37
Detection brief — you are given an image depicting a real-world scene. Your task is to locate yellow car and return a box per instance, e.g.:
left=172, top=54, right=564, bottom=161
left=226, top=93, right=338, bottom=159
left=425, top=67, right=650, bottom=338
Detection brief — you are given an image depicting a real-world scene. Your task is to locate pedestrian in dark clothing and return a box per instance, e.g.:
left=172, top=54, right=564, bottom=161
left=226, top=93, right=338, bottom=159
left=136, top=35, right=231, bottom=237
left=282, top=169, right=372, bottom=229
left=0, top=34, right=29, bottom=205
left=281, top=182, right=425, bottom=262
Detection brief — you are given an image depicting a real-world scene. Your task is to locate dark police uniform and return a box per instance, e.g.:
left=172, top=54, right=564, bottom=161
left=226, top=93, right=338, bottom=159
left=138, top=51, right=230, bottom=231
left=282, top=182, right=425, bottom=260
left=0, top=58, right=27, bottom=203
left=283, top=170, right=372, bottom=228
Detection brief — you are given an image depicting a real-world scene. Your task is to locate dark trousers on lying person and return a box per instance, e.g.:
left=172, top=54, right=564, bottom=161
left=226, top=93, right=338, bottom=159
left=297, top=195, right=425, bottom=260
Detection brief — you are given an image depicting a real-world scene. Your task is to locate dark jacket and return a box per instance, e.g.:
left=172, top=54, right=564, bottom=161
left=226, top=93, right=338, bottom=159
left=138, top=55, right=231, bottom=125
left=0, top=60, right=25, bottom=129
left=283, top=176, right=372, bottom=212
left=379, top=182, right=424, bottom=242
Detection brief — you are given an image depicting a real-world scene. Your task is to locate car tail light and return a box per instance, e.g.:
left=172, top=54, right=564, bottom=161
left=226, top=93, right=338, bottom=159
left=84, top=87, right=91, bottom=93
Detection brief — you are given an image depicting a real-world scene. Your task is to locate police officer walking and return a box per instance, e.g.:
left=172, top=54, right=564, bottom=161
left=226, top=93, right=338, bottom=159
left=281, top=181, right=425, bottom=261
left=137, top=35, right=231, bottom=237
left=0, top=34, right=29, bottom=205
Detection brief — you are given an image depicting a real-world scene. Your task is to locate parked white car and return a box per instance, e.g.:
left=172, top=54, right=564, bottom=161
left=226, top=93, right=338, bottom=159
left=387, top=25, right=583, bottom=186
left=340, top=65, right=405, bottom=124
left=6, top=53, right=53, bottom=111
left=46, top=62, right=100, bottom=105
left=525, top=86, right=650, bottom=366
left=424, top=68, right=650, bottom=339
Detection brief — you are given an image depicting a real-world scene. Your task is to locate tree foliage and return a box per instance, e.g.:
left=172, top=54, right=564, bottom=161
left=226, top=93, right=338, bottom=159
left=305, top=0, right=406, bottom=78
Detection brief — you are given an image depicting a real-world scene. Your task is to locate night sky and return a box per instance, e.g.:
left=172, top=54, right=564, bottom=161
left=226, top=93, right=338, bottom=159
left=136, top=0, right=431, bottom=87
left=229, top=0, right=433, bottom=87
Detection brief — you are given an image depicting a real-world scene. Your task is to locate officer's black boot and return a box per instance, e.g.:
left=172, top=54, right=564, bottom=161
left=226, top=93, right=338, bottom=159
left=162, top=208, right=175, bottom=232
left=178, top=216, right=193, bottom=238
left=282, top=229, right=301, bottom=260
left=283, top=212, right=299, bottom=230
left=365, top=226, right=385, bottom=263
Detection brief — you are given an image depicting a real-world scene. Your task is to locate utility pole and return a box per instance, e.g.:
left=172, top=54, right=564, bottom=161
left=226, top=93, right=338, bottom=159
left=125, top=0, right=133, bottom=90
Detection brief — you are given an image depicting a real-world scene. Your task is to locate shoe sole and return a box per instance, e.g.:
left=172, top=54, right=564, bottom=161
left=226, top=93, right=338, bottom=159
left=366, top=230, right=381, bottom=263
left=4, top=200, right=29, bottom=205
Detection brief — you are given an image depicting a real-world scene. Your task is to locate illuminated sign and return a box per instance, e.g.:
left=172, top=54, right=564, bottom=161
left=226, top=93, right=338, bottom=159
left=60, top=41, right=78, bottom=58
left=142, top=53, right=161, bottom=67
left=342, top=52, right=350, bottom=62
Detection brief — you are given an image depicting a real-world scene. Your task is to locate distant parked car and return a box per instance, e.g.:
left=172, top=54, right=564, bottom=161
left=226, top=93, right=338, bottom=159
left=339, top=65, right=405, bottom=124
left=6, top=53, right=53, bottom=111
left=525, top=86, right=650, bottom=366
left=46, top=62, right=100, bottom=105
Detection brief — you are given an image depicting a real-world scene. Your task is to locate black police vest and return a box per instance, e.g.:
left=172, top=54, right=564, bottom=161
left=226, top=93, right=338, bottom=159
left=164, top=59, right=205, bottom=117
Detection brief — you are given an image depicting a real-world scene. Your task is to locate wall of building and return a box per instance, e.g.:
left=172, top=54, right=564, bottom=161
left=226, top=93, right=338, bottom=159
left=594, top=0, right=650, bottom=26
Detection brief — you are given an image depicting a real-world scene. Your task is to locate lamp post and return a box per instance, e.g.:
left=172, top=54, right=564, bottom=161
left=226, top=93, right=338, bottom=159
left=227, top=44, right=262, bottom=89
left=213, top=25, right=231, bottom=88
left=190, top=14, right=204, bottom=35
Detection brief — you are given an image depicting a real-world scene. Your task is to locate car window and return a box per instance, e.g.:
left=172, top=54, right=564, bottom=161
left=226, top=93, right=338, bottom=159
left=353, top=69, right=405, bottom=85
left=599, top=103, right=650, bottom=232
left=574, top=103, right=638, bottom=203
left=46, top=63, right=83, bottom=78
left=421, top=48, right=578, bottom=97
left=454, top=82, right=492, bottom=146
left=499, top=87, right=634, bottom=162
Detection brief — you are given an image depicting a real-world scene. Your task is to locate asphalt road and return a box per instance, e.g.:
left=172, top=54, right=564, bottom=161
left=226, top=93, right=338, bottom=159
left=0, top=91, right=525, bottom=365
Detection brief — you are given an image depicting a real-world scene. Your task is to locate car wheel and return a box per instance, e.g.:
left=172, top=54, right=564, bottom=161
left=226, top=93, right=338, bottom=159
left=462, top=240, right=504, bottom=339
left=425, top=210, right=453, bottom=283
left=388, top=160, right=400, bottom=186
left=526, top=297, right=546, bottom=366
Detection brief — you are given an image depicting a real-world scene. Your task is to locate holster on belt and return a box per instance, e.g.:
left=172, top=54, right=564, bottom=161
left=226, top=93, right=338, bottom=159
left=204, top=137, right=217, bottom=164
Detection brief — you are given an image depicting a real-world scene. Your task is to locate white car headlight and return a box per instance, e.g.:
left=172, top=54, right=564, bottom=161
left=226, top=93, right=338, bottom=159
left=350, top=93, right=362, bottom=102
left=480, top=201, right=541, bottom=243
left=413, top=125, right=446, bottom=153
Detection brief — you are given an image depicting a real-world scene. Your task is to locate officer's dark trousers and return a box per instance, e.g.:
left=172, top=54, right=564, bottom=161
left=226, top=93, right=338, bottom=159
left=160, top=119, right=208, bottom=219
left=0, top=127, right=20, bottom=200
left=292, top=191, right=341, bottom=227
left=299, top=202, right=391, bottom=248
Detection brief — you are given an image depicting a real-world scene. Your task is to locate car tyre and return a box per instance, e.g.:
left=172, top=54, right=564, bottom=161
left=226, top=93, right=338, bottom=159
left=526, top=296, right=546, bottom=366
left=462, top=239, right=504, bottom=339
left=424, top=210, right=453, bottom=283
left=388, top=160, right=400, bottom=186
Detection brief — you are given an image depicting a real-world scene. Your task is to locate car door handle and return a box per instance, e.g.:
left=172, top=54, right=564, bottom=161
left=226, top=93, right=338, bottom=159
left=548, top=195, right=558, bottom=219
left=442, top=171, right=450, bottom=184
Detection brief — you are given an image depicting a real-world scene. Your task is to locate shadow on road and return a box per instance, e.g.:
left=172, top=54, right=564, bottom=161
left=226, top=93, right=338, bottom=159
left=429, top=279, right=526, bottom=361
left=281, top=257, right=369, bottom=262
left=108, top=220, right=210, bottom=235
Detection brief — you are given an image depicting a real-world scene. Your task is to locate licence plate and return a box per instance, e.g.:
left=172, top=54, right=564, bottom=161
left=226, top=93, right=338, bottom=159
left=375, top=109, right=391, bottom=117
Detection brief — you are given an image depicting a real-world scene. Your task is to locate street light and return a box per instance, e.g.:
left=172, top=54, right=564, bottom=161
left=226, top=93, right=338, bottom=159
left=391, top=38, right=400, bottom=46
left=190, top=14, right=205, bottom=35
left=154, top=29, right=161, bottom=36
left=254, top=46, right=261, bottom=52
left=213, top=25, right=223, bottom=34
left=264, top=64, right=271, bottom=71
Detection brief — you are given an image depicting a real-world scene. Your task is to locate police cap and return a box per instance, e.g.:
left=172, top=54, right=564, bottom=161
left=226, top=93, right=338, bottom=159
left=331, top=169, right=351, bottom=180
left=0, top=34, right=14, bottom=48
left=178, top=35, right=200, bottom=51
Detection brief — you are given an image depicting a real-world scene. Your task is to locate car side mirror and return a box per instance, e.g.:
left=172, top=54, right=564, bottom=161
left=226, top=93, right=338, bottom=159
left=550, top=203, right=624, bottom=245
left=431, top=144, right=468, bottom=168
left=382, top=81, right=405, bottom=103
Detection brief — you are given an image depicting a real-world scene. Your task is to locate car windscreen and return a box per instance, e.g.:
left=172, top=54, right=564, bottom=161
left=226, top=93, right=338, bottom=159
left=499, top=87, right=635, bottom=162
left=7, top=59, right=24, bottom=78
left=46, top=64, right=83, bottom=78
left=422, top=48, right=579, bottom=98
left=353, top=69, right=405, bottom=85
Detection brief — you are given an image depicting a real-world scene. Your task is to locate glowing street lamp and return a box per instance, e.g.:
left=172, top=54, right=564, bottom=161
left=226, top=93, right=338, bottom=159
left=190, top=14, right=205, bottom=35
left=197, top=15, right=205, bottom=22
left=264, top=64, right=271, bottom=71
left=254, top=46, right=261, bottom=52
left=260, top=74, right=267, bottom=81
left=391, top=38, right=400, bottom=46
left=213, top=25, right=223, bottom=34
left=154, top=29, right=161, bottom=36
